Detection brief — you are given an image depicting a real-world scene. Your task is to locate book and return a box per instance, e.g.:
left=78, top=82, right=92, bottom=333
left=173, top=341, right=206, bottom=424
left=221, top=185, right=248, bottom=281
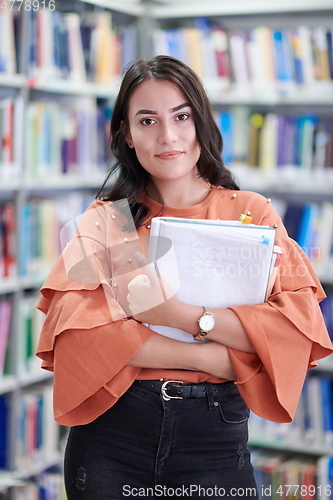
left=0, top=396, right=9, bottom=468
left=146, top=217, right=276, bottom=343
left=228, top=30, right=250, bottom=91
left=0, top=2, right=16, bottom=74
left=259, top=112, right=278, bottom=170
left=0, top=301, right=11, bottom=377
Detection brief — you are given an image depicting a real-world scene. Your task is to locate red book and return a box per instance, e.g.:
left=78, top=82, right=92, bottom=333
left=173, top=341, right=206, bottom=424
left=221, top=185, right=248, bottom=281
left=2, top=202, right=16, bottom=277
left=211, top=27, right=230, bottom=79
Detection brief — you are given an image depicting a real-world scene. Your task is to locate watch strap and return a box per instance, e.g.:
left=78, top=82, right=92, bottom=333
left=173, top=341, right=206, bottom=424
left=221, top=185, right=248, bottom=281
left=194, top=307, right=214, bottom=341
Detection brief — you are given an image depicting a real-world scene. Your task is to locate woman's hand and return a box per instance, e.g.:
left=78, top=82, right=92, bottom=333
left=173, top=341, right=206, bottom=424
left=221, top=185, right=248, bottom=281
left=127, top=259, right=181, bottom=326
left=195, top=342, right=237, bottom=380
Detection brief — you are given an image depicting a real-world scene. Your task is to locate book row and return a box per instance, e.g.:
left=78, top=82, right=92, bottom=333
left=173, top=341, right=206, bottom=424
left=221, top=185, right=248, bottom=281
left=272, top=198, right=333, bottom=280
left=0, top=293, right=45, bottom=381
left=219, top=107, right=333, bottom=171
left=251, top=450, right=333, bottom=500
left=25, top=97, right=111, bottom=179
left=0, top=95, right=23, bottom=182
left=0, top=4, right=138, bottom=83
left=2, top=196, right=333, bottom=283
left=0, top=96, right=112, bottom=182
left=20, top=194, right=92, bottom=278
left=249, top=373, right=333, bottom=449
left=0, top=385, right=60, bottom=472
left=151, top=20, right=333, bottom=94
left=2, top=99, right=333, bottom=183
left=0, top=193, right=92, bottom=281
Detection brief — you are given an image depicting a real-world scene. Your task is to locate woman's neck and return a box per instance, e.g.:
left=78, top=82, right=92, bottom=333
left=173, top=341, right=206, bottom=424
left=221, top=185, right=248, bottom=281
left=147, top=177, right=211, bottom=209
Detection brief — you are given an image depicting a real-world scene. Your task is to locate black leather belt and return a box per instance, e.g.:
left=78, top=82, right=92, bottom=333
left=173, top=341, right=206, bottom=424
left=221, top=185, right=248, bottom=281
left=133, top=379, right=235, bottom=401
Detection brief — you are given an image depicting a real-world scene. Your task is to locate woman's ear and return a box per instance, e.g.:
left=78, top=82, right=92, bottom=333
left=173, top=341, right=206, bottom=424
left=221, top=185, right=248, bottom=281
left=121, top=119, right=134, bottom=148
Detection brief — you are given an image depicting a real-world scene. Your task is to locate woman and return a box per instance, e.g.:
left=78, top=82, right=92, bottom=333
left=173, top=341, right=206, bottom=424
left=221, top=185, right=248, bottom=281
left=36, top=56, right=332, bottom=499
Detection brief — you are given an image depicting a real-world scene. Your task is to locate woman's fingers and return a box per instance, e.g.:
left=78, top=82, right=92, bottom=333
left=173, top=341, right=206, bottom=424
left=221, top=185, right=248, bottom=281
left=127, top=271, right=165, bottom=315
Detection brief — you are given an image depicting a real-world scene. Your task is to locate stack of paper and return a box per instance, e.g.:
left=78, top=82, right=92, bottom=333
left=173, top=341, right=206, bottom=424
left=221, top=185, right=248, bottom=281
left=146, top=217, right=277, bottom=343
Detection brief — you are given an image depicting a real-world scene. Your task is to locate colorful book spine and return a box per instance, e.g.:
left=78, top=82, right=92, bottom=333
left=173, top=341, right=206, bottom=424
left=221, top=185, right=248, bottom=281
left=214, top=109, right=333, bottom=171
left=25, top=99, right=112, bottom=179
left=19, top=193, right=92, bottom=279
left=26, top=9, right=137, bottom=83
left=149, top=22, right=333, bottom=93
left=15, top=385, right=60, bottom=471
left=0, top=301, right=11, bottom=378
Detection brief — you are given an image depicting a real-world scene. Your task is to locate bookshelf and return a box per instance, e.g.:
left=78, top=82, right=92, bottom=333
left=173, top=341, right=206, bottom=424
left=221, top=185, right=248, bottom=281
left=0, top=0, right=142, bottom=497
left=0, top=0, right=332, bottom=497
left=146, top=0, right=333, bottom=496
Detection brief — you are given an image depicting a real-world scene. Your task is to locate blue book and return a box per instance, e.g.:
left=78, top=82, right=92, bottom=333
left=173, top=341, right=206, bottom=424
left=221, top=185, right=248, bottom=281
left=301, top=377, right=312, bottom=441
left=326, top=30, right=333, bottom=80
left=27, top=10, right=37, bottom=76
left=296, top=203, right=318, bottom=254
left=282, top=203, right=304, bottom=240
left=273, top=31, right=288, bottom=82
left=290, top=30, right=304, bottom=85
left=0, top=396, right=8, bottom=468
left=320, top=377, right=333, bottom=446
left=58, top=15, right=70, bottom=79
left=80, top=23, right=94, bottom=81
left=52, top=11, right=62, bottom=78
left=219, top=111, right=234, bottom=165
left=121, top=25, right=138, bottom=72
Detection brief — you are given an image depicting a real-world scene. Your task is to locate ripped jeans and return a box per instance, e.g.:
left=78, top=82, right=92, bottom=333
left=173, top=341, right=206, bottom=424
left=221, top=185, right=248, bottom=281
left=64, top=381, right=258, bottom=500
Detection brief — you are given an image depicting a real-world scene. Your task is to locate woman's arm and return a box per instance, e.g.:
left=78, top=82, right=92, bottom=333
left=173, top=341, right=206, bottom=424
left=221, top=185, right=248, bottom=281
left=127, top=266, right=255, bottom=353
left=127, top=333, right=237, bottom=380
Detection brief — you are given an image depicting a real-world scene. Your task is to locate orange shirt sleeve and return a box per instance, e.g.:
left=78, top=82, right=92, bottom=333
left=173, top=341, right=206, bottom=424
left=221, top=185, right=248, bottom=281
left=36, top=200, right=154, bottom=425
left=227, top=196, right=333, bottom=423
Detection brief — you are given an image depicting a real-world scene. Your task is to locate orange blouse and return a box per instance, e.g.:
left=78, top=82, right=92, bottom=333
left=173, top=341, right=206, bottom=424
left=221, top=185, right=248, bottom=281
left=36, top=186, right=333, bottom=426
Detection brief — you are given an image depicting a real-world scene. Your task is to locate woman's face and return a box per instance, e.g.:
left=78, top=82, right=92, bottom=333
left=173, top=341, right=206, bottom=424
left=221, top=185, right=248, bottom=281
left=125, top=79, right=201, bottom=186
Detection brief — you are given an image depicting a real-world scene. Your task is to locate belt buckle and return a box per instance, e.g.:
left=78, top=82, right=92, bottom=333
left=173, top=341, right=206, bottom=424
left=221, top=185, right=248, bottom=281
left=161, top=380, right=183, bottom=401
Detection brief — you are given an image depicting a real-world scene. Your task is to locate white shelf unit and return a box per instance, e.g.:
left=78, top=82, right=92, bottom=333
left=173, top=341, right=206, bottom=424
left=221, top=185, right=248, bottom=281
left=149, top=0, right=333, bottom=18
left=0, top=0, right=143, bottom=497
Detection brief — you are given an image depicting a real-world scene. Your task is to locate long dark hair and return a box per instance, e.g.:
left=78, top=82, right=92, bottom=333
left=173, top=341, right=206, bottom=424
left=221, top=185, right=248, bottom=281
left=97, top=55, right=239, bottom=228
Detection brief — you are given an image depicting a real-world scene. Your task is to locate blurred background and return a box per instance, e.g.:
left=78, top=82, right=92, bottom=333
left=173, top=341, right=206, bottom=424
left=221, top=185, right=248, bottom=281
left=0, top=0, right=332, bottom=498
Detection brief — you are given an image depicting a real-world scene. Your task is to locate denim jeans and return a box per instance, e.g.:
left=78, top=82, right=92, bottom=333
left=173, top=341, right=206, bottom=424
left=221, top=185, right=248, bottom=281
left=64, top=381, right=258, bottom=499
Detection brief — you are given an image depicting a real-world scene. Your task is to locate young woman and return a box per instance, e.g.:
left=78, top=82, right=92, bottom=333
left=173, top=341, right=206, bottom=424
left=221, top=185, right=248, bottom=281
left=36, top=56, right=333, bottom=499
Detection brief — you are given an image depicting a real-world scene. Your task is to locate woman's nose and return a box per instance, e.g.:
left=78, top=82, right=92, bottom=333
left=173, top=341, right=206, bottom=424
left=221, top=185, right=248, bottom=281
left=158, top=123, right=177, bottom=144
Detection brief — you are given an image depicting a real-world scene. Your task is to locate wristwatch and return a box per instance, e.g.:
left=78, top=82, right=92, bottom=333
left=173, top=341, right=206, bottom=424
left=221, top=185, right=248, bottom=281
left=194, top=307, right=215, bottom=341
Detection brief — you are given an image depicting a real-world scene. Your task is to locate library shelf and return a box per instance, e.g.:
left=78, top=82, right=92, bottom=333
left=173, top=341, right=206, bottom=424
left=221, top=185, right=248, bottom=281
left=0, top=74, right=26, bottom=89
left=0, top=451, right=63, bottom=493
left=0, top=0, right=332, bottom=497
left=11, top=452, right=63, bottom=481
left=207, top=88, right=333, bottom=107
left=28, top=78, right=120, bottom=99
left=23, top=174, right=107, bottom=191
left=0, top=376, right=18, bottom=396
left=149, top=0, right=333, bottom=18
left=18, top=370, right=53, bottom=388
left=248, top=436, right=333, bottom=456
left=82, top=0, right=144, bottom=16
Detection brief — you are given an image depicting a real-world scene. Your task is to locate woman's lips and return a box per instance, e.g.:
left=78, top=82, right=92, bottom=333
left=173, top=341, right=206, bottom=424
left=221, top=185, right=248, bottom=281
left=155, top=151, right=184, bottom=159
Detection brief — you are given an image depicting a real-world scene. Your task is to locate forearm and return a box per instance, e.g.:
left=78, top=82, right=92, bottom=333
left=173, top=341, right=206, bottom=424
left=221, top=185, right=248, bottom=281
left=169, top=301, right=255, bottom=353
left=128, top=334, right=236, bottom=380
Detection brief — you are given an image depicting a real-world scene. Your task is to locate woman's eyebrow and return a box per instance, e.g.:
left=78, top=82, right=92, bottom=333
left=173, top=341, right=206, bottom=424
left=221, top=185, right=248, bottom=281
left=135, top=102, right=191, bottom=116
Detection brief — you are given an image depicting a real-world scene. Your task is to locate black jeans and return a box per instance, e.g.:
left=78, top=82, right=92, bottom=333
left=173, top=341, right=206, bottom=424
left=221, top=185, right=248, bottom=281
left=64, top=381, right=258, bottom=499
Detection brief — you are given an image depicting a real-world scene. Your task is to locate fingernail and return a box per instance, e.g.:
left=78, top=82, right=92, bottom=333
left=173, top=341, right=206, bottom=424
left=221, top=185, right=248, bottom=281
left=134, top=251, right=145, bottom=263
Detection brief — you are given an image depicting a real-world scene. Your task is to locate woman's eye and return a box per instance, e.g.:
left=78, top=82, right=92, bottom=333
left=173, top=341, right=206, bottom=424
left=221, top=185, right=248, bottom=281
left=141, top=118, right=156, bottom=126
left=176, top=113, right=189, bottom=121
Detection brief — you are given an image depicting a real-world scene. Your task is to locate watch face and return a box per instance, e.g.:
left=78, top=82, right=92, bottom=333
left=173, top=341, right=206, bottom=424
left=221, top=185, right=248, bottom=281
left=199, top=314, right=215, bottom=332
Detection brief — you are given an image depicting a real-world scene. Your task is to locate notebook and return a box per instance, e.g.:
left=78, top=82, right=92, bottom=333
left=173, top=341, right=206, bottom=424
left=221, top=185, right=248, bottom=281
left=145, top=217, right=277, bottom=343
